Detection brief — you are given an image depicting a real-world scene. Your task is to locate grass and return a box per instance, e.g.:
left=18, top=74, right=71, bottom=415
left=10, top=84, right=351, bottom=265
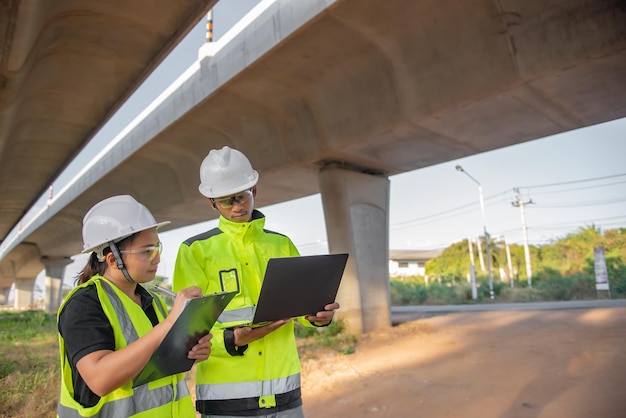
left=0, top=310, right=59, bottom=418
left=295, top=318, right=358, bottom=357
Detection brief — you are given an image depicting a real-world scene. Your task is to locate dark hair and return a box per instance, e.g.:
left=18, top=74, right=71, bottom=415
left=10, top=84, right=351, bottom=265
left=75, top=234, right=136, bottom=285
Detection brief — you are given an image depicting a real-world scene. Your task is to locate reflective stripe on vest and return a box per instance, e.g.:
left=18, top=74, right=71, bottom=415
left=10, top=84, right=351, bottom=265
left=197, top=373, right=301, bottom=400
left=100, top=281, right=140, bottom=343
left=217, top=305, right=255, bottom=323
left=57, top=380, right=189, bottom=418
left=151, top=293, right=168, bottom=318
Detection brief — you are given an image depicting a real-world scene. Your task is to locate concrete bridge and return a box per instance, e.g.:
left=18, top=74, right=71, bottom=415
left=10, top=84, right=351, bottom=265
left=1, top=0, right=625, bottom=333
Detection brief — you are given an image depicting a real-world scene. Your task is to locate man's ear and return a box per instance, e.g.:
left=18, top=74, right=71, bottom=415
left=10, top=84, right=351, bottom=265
left=252, top=186, right=257, bottom=197
left=208, top=197, right=218, bottom=210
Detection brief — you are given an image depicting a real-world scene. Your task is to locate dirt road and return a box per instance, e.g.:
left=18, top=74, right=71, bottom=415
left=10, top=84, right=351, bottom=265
left=300, top=307, right=626, bottom=418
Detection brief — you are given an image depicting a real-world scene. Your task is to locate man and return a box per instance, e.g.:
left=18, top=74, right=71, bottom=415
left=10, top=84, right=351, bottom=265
left=172, top=146, right=340, bottom=417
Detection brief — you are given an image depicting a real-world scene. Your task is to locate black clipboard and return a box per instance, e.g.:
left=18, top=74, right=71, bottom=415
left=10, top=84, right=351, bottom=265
left=251, top=253, right=348, bottom=326
left=134, top=291, right=236, bottom=387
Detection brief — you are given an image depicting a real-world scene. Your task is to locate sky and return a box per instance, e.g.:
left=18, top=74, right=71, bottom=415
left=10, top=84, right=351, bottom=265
left=25, top=0, right=626, bottom=292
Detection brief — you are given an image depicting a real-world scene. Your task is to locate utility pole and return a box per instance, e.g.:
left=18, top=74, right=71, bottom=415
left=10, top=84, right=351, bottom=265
left=467, top=237, right=477, bottom=300
left=475, top=236, right=485, bottom=272
left=512, top=188, right=533, bottom=287
left=456, top=165, right=494, bottom=299
left=504, top=235, right=513, bottom=288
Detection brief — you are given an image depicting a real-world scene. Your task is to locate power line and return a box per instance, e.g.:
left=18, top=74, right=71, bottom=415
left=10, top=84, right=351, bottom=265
left=528, top=179, right=626, bottom=197
left=529, top=196, right=626, bottom=208
left=530, top=214, right=626, bottom=228
left=391, top=190, right=507, bottom=228
left=391, top=200, right=478, bottom=228
left=393, top=173, right=626, bottom=229
left=515, top=172, right=626, bottom=189
left=494, top=215, right=626, bottom=237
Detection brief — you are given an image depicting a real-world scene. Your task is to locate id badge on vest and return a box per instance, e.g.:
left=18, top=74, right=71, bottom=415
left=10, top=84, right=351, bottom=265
left=219, top=268, right=240, bottom=294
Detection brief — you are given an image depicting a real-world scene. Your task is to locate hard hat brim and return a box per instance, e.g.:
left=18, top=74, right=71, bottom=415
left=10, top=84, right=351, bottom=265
left=81, top=220, right=170, bottom=255
left=198, top=173, right=258, bottom=198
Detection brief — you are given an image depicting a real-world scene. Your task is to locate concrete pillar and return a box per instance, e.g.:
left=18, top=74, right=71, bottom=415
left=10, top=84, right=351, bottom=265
left=14, top=277, right=36, bottom=309
left=42, top=257, right=73, bottom=312
left=318, top=164, right=391, bottom=335
left=0, top=263, right=15, bottom=305
left=0, top=287, right=10, bottom=304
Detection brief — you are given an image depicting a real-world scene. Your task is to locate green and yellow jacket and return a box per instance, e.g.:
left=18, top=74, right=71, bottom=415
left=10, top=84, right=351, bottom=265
left=173, top=210, right=314, bottom=415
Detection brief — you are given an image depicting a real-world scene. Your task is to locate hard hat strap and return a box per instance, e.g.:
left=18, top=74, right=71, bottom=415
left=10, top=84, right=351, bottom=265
left=109, top=242, right=136, bottom=284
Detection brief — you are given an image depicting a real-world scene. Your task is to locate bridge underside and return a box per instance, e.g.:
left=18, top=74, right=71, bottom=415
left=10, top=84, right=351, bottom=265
left=0, top=0, right=218, bottom=243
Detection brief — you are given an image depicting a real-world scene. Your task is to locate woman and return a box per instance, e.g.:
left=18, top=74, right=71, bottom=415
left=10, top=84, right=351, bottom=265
left=57, top=195, right=209, bottom=417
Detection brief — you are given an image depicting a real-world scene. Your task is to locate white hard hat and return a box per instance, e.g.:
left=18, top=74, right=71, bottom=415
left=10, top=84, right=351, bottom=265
left=198, top=146, right=259, bottom=198
left=81, top=195, right=170, bottom=258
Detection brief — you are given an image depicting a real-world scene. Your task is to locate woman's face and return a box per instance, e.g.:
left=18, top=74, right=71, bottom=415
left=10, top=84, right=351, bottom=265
left=118, top=228, right=162, bottom=284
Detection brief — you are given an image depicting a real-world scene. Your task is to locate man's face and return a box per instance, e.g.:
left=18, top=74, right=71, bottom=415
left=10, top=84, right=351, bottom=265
left=211, top=187, right=255, bottom=223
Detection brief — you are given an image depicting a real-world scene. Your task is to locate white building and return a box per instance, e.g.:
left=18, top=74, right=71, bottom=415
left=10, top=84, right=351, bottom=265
left=389, top=249, right=443, bottom=277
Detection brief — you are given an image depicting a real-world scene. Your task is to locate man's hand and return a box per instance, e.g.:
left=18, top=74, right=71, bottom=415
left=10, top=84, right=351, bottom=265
left=234, top=320, right=288, bottom=346
left=305, top=302, right=340, bottom=326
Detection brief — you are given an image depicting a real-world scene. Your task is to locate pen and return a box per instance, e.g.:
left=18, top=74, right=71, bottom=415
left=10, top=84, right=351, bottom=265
left=153, top=284, right=177, bottom=298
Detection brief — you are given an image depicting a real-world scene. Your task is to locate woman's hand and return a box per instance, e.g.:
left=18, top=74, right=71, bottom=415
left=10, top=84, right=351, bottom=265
left=188, top=333, right=212, bottom=361
left=165, top=286, right=203, bottom=325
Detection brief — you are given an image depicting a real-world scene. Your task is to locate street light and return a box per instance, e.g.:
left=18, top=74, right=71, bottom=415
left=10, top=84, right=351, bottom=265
left=455, top=165, right=494, bottom=299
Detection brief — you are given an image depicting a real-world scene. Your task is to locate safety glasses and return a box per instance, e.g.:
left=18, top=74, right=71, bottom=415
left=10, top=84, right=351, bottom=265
left=212, top=188, right=253, bottom=209
left=120, top=242, right=163, bottom=261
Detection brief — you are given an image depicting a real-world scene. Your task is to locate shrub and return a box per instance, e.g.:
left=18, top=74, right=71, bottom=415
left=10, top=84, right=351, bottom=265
left=532, top=275, right=596, bottom=301
left=390, top=272, right=608, bottom=305
left=295, top=317, right=357, bottom=356
left=390, top=281, right=428, bottom=305
left=498, top=287, right=543, bottom=302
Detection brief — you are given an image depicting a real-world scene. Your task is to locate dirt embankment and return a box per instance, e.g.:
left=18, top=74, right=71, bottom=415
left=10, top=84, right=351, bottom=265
left=300, top=308, right=626, bottom=418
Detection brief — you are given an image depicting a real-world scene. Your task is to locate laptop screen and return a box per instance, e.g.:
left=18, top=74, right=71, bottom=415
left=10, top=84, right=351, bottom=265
left=252, top=253, right=349, bottom=324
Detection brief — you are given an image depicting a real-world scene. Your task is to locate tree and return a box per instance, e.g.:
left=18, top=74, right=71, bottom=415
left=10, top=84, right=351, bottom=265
left=424, top=226, right=624, bottom=287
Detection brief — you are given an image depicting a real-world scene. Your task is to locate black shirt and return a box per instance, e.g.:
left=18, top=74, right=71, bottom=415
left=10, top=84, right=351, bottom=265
left=57, top=283, right=159, bottom=407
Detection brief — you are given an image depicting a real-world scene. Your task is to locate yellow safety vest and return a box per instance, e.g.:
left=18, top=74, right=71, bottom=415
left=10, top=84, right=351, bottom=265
left=173, top=210, right=312, bottom=413
left=56, top=276, right=196, bottom=417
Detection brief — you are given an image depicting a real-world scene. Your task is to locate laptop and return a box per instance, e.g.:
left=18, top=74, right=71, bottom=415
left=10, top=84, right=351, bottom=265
left=250, top=253, right=349, bottom=326
left=134, top=290, right=237, bottom=387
